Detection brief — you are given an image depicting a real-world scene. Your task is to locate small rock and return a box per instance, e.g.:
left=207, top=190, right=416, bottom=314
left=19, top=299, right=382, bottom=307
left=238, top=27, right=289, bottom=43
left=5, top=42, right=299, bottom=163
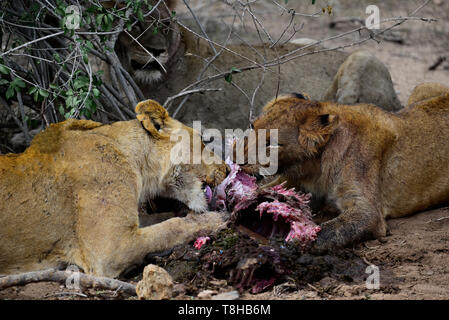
left=337, top=284, right=354, bottom=297
left=173, top=283, right=186, bottom=296
left=136, top=264, right=173, bottom=300
left=197, top=290, right=217, bottom=299
left=211, top=290, right=240, bottom=300
left=318, top=276, right=338, bottom=291
left=209, top=279, right=228, bottom=286
left=304, top=291, right=318, bottom=299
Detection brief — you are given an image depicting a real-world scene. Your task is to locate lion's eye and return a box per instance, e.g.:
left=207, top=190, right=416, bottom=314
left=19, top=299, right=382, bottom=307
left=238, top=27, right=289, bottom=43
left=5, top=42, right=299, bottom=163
left=151, top=119, right=161, bottom=131
left=202, top=135, right=213, bottom=144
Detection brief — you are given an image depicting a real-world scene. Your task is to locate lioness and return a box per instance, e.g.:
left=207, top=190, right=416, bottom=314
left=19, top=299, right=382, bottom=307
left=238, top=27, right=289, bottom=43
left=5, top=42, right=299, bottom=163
left=0, top=100, right=226, bottom=277
left=241, top=83, right=449, bottom=252
left=111, top=0, right=349, bottom=133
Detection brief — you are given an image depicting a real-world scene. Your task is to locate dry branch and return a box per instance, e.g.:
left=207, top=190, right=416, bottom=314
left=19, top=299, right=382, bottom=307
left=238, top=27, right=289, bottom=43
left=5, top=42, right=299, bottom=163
left=0, top=0, right=438, bottom=152
left=0, top=268, right=137, bottom=296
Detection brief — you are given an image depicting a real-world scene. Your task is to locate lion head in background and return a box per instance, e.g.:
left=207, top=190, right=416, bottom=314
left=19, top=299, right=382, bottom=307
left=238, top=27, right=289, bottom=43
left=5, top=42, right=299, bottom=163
left=115, top=0, right=181, bottom=86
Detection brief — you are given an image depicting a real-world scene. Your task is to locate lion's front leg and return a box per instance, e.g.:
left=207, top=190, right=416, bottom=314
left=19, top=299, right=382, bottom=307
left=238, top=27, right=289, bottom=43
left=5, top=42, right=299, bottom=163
left=77, top=207, right=226, bottom=278
left=311, top=193, right=387, bottom=253
left=134, top=211, right=227, bottom=255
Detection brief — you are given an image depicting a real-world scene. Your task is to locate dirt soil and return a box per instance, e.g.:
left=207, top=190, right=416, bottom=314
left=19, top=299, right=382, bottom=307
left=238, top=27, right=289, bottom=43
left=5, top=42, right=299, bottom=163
left=1, top=207, right=448, bottom=300
left=1, top=0, right=448, bottom=300
left=245, top=207, right=449, bottom=300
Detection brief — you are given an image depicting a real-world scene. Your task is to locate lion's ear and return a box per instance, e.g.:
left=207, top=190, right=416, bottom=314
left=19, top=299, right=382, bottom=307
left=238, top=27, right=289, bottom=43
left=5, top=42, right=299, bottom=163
left=291, top=92, right=311, bottom=100
left=135, top=100, right=169, bottom=138
left=318, top=114, right=337, bottom=127
left=298, top=113, right=338, bottom=154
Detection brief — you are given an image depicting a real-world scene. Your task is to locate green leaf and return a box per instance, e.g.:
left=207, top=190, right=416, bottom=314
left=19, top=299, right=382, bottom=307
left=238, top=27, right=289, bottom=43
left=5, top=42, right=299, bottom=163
left=59, top=105, right=65, bottom=115
left=56, top=6, right=65, bottom=17
left=84, top=40, right=94, bottom=51
left=92, top=88, right=100, bottom=98
left=137, top=8, right=144, bottom=22
left=11, top=78, right=25, bottom=89
left=28, top=86, right=38, bottom=94
left=126, top=21, right=133, bottom=32
left=54, top=53, right=62, bottom=63
left=0, top=79, right=9, bottom=85
left=5, top=86, right=15, bottom=99
left=312, top=0, right=316, bottom=4
left=0, top=64, right=9, bottom=75
left=225, top=67, right=241, bottom=83
left=39, top=89, right=49, bottom=98
left=96, top=13, right=104, bottom=27
left=16, top=79, right=26, bottom=88
left=73, top=80, right=85, bottom=90
left=104, top=14, right=113, bottom=31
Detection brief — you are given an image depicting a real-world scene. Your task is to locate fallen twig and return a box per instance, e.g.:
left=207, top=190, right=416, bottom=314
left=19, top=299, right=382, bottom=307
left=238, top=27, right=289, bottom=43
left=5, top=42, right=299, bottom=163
left=45, top=291, right=88, bottom=298
left=0, top=268, right=136, bottom=296
left=362, top=256, right=374, bottom=266
left=426, top=216, right=449, bottom=223
left=429, top=57, right=447, bottom=71
left=364, top=243, right=380, bottom=250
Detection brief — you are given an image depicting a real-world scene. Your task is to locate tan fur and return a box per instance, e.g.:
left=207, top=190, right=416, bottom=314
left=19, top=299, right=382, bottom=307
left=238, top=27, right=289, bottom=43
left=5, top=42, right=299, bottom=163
left=116, top=0, right=181, bottom=86
left=242, top=83, right=449, bottom=252
left=407, top=82, right=449, bottom=106
left=0, top=100, right=226, bottom=277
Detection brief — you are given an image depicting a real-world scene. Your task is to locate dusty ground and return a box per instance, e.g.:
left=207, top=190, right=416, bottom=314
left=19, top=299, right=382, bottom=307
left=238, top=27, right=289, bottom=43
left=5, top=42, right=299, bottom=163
left=1, top=0, right=448, bottom=300
left=245, top=207, right=449, bottom=300
left=1, top=206, right=448, bottom=300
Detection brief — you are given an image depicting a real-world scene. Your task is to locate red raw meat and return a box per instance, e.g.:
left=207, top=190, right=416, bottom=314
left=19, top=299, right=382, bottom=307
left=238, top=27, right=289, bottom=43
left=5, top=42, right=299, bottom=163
left=214, top=160, right=320, bottom=249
